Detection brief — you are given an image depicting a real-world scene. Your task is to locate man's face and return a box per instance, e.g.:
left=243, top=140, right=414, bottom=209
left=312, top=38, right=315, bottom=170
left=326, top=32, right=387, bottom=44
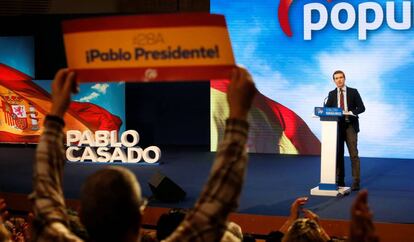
left=333, top=73, right=345, bottom=88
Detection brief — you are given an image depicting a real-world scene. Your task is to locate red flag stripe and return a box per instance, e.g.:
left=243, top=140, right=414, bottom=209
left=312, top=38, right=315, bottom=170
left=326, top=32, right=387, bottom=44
left=62, top=13, right=227, bottom=33
left=211, top=79, right=320, bottom=155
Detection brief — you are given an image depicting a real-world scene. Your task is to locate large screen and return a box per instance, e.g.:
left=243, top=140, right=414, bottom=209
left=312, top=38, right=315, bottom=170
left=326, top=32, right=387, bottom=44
left=0, top=36, right=125, bottom=143
left=211, top=0, right=414, bottom=159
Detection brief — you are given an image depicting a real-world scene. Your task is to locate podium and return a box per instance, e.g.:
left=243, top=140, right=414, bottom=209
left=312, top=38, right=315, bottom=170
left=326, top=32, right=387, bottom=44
left=311, top=107, right=350, bottom=196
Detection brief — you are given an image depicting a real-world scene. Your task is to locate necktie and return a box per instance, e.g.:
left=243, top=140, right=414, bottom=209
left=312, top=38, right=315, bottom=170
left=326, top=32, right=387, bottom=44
left=339, top=89, right=344, bottom=110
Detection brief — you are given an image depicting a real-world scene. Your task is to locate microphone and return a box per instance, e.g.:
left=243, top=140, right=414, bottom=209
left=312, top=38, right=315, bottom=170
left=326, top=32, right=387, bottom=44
left=323, top=97, right=328, bottom=107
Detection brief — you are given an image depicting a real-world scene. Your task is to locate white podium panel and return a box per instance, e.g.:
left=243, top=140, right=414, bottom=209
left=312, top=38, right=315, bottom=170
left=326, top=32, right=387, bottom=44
left=311, top=108, right=350, bottom=197
left=320, top=121, right=337, bottom=185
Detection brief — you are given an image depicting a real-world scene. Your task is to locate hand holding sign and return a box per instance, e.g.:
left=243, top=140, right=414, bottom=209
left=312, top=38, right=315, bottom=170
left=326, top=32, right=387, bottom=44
left=228, top=66, right=256, bottom=120
left=50, top=69, right=78, bottom=118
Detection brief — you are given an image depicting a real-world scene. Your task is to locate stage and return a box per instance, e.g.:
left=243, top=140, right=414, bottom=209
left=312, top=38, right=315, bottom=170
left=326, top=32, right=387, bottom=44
left=1, top=146, right=413, bottom=225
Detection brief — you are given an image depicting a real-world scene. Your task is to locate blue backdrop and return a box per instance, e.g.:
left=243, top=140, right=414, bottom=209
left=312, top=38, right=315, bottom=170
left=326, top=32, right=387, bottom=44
left=212, top=0, right=414, bottom=159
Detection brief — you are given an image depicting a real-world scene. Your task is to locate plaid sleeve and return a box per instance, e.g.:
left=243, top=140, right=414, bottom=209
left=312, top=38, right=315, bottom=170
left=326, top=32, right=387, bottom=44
left=165, top=118, right=249, bottom=242
left=29, top=117, right=82, bottom=241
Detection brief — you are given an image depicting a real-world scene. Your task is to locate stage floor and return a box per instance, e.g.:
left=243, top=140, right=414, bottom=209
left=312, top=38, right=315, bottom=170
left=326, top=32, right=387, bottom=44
left=1, top=146, right=413, bottom=224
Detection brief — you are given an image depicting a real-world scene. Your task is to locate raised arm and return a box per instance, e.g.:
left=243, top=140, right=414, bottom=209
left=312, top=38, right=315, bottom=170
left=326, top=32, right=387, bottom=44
left=165, top=67, right=256, bottom=242
left=349, top=190, right=379, bottom=242
left=279, top=197, right=308, bottom=234
left=29, top=69, right=81, bottom=241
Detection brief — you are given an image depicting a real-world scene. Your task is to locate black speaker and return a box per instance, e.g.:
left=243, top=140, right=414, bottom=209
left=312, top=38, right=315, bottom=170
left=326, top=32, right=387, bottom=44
left=148, top=172, right=186, bottom=203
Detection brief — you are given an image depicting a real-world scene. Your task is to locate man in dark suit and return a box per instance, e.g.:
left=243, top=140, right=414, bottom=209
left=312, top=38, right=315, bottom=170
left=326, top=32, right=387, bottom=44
left=325, top=70, right=365, bottom=191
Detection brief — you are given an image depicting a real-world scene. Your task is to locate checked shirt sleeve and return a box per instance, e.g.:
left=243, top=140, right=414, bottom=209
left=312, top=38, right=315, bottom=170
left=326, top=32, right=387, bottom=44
left=29, top=117, right=82, bottom=242
left=165, top=118, right=249, bottom=242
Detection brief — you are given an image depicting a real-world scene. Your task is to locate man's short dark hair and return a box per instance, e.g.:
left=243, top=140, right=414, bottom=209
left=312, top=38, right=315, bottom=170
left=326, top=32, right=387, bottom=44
left=80, top=166, right=143, bottom=242
left=332, top=70, right=345, bottom=80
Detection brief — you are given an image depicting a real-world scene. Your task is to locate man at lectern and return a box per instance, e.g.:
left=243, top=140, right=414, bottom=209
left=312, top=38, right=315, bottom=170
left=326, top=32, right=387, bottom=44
left=325, top=70, right=365, bottom=191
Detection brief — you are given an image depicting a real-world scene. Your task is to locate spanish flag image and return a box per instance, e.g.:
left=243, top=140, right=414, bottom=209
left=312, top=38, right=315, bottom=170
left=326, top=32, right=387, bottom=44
left=211, top=79, right=321, bottom=155
left=0, top=63, right=122, bottom=143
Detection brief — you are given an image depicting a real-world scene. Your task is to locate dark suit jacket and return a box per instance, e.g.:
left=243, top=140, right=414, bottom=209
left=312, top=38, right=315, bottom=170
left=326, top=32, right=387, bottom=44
left=325, top=86, right=365, bottom=133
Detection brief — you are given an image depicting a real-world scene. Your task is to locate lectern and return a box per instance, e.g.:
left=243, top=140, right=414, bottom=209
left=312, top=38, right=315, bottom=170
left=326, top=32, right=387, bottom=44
left=311, top=107, right=350, bottom=196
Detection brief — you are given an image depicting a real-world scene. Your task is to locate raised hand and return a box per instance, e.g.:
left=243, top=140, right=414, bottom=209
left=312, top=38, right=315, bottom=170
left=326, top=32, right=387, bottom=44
left=50, top=69, right=78, bottom=118
left=303, top=208, right=319, bottom=223
left=279, top=197, right=308, bottom=233
left=349, top=190, right=379, bottom=242
left=289, top=197, right=308, bottom=219
left=227, top=66, right=256, bottom=120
